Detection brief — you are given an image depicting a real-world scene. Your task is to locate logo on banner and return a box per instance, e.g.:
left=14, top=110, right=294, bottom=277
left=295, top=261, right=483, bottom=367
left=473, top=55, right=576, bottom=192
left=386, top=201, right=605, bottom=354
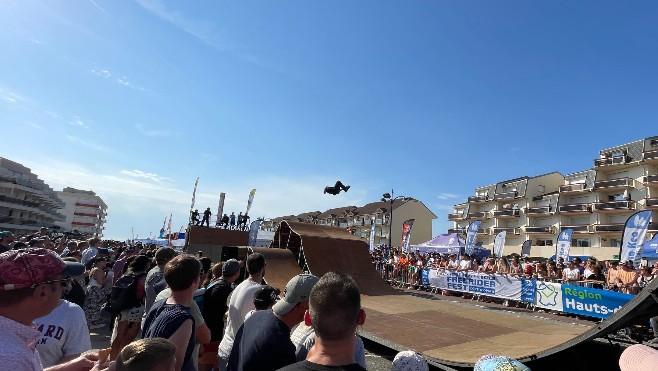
left=560, top=231, right=569, bottom=240
left=537, top=282, right=560, bottom=307
left=633, top=214, right=649, bottom=228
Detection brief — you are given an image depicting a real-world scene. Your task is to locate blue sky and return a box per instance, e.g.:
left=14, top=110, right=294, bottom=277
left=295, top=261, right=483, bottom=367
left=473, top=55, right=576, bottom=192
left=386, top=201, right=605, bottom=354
left=1, top=1, right=658, bottom=239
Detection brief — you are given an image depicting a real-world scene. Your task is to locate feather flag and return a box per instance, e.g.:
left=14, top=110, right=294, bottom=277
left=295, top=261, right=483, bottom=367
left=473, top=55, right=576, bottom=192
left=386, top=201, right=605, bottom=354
left=245, top=189, right=256, bottom=216
left=167, top=213, right=173, bottom=246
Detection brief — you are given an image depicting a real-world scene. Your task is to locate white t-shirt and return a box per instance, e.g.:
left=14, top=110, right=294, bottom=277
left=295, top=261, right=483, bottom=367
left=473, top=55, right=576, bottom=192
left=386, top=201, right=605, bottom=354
left=217, top=278, right=261, bottom=359
left=34, top=300, right=91, bottom=368
left=563, top=267, right=580, bottom=280
left=459, top=260, right=472, bottom=270
left=447, top=259, right=459, bottom=269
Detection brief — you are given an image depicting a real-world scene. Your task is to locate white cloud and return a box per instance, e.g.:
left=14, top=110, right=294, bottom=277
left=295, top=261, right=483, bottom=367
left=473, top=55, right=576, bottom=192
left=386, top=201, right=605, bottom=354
left=91, top=69, right=111, bottom=78
left=29, top=39, right=42, bottom=44
left=88, top=0, right=112, bottom=17
left=134, top=123, right=172, bottom=137
left=120, top=170, right=172, bottom=182
left=436, top=193, right=459, bottom=200
left=116, top=77, right=144, bottom=91
left=27, top=122, right=44, bottom=130
left=69, top=116, right=90, bottom=129
left=0, top=87, right=23, bottom=104
left=66, top=135, right=111, bottom=153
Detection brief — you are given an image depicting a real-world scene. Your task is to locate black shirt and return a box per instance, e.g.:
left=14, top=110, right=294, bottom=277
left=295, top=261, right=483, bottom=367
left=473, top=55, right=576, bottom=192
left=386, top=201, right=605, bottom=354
left=278, top=361, right=367, bottom=371
left=227, top=309, right=296, bottom=371
left=203, top=278, right=234, bottom=341
left=142, top=299, right=196, bottom=371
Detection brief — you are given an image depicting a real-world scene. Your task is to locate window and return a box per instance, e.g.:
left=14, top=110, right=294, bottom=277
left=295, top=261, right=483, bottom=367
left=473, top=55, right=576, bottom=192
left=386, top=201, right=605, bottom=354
left=610, top=238, right=621, bottom=248
left=573, top=238, right=590, bottom=247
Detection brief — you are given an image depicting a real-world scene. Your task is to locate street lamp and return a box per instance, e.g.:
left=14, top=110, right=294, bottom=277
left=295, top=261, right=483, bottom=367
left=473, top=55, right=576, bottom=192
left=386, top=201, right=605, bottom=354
left=381, top=189, right=410, bottom=248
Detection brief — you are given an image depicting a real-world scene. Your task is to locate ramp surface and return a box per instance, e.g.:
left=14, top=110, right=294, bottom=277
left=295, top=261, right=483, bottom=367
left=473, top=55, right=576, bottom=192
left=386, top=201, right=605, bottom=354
left=251, top=247, right=302, bottom=293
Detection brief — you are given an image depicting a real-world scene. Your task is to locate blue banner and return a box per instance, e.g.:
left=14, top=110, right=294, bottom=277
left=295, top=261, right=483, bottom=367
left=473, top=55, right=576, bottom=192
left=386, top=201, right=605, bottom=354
left=421, top=269, right=430, bottom=286
left=534, top=281, right=633, bottom=319
left=248, top=220, right=262, bottom=246
left=493, top=231, right=506, bottom=257
left=521, top=278, right=536, bottom=303
left=620, top=210, right=653, bottom=267
left=369, top=219, right=377, bottom=252
left=465, top=221, right=481, bottom=255
left=556, top=229, right=572, bottom=262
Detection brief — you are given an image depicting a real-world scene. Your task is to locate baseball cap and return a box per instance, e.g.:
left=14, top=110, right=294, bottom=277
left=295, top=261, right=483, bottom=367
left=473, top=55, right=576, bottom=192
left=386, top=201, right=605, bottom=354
left=253, top=284, right=280, bottom=310
left=272, top=274, right=319, bottom=316
left=0, top=248, right=85, bottom=291
left=222, top=259, right=240, bottom=276
left=474, top=355, right=530, bottom=371
left=155, top=247, right=177, bottom=262
left=619, top=344, right=658, bottom=371
left=392, top=351, right=429, bottom=371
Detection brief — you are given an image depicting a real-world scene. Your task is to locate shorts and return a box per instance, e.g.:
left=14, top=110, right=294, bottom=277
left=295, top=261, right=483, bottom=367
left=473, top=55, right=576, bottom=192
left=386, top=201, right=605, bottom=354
left=117, top=306, right=145, bottom=323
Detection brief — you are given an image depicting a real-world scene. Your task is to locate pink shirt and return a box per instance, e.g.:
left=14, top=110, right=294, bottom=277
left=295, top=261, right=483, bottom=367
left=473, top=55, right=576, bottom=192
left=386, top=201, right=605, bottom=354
left=0, top=315, right=44, bottom=371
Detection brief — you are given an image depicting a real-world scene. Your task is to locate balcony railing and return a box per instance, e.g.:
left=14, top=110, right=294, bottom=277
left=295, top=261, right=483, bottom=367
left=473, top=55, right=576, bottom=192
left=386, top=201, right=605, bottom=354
left=524, top=206, right=551, bottom=216
left=494, top=191, right=518, bottom=201
left=643, top=150, right=658, bottom=162
left=646, top=198, right=658, bottom=208
left=558, top=203, right=592, bottom=213
left=649, top=223, right=658, bottom=231
left=561, top=225, right=591, bottom=233
left=593, top=177, right=634, bottom=190
left=593, top=223, right=625, bottom=233
left=644, top=174, right=658, bottom=186
left=466, top=211, right=491, bottom=219
left=524, top=226, right=554, bottom=234
left=448, top=213, right=464, bottom=221
left=468, top=196, right=490, bottom=203
left=559, top=183, right=587, bottom=193
left=491, top=227, right=520, bottom=235
left=592, top=200, right=636, bottom=212
left=448, top=228, right=466, bottom=235
left=476, top=227, right=490, bottom=235
left=492, top=209, right=520, bottom=218
left=0, top=195, right=41, bottom=208
left=594, top=154, right=631, bottom=167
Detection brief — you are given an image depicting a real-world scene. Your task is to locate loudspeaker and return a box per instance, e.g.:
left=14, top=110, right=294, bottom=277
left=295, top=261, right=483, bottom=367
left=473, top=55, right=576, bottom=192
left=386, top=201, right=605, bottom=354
left=221, top=246, right=238, bottom=261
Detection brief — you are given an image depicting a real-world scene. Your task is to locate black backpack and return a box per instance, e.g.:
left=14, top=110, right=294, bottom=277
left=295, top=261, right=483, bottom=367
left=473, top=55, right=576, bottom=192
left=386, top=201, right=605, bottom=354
left=103, top=272, right=146, bottom=315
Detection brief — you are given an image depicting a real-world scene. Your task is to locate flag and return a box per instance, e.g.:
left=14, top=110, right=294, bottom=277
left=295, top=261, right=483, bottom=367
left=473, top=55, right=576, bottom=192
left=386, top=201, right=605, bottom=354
left=465, top=221, right=481, bottom=255
left=245, top=189, right=256, bottom=216
left=369, top=218, right=377, bottom=252
left=190, top=177, right=199, bottom=210
left=248, top=220, right=262, bottom=246
left=556, top=229, right=572, bottom=262
left=167, top=213, right=173, bottom=247
left=619, top=210, right=653, bottom=267
left=493, top=231, right=507, bottom=257
left=520, top=239, right=532, bottom=257
left=401, top=219, right=415, bottom=253
left=215, top=192, right=226, bottom=227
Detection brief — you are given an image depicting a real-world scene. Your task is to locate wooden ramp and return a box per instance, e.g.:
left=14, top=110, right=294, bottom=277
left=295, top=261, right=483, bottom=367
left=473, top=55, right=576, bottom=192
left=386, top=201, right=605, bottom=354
left=251, top=247, right=301, bottom=293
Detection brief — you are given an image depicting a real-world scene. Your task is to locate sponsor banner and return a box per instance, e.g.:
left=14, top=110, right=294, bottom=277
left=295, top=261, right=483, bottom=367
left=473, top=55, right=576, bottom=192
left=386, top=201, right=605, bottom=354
left=520, top=240, right=532, bottom=257
left=245, top=189, right=257, bottom=216
left=620, top=210, right=653, bottom=267
left=556, top=229, right=572, bottom=262
left=421, top=269, right=430, bottom=286
left=190, top=177, right=199, bottom=210
left=369, top=219, right=377, bottom=252
left=493, top=231, right=506, bottom=257
left=401, top=219, right=415, bottom=253
left=427, top=270, right=522, bottom=300
left=215, top=192, right=226, bottom=227
left=534, top=281, right=633, bottom=319
left=248, top=220, right=262, bottom=246
left=521, top=279, right=536, bottom=303
left=465, top=221, right=481, bottom=256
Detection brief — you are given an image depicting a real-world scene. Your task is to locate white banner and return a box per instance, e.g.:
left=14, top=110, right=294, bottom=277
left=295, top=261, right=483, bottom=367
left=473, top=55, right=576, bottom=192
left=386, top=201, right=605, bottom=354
left=427, top=270, right=522, bottom=300
left=465, top=221, right=481, bottom=255
left=369, top=219, right=377, bottom=252
left=534, top=281, right=564, bottom=311
left=493, top=231, right=506, bottom=257
left=620, top=210, right=653, bottom=267
left=556, top=229, right=572, bottom=262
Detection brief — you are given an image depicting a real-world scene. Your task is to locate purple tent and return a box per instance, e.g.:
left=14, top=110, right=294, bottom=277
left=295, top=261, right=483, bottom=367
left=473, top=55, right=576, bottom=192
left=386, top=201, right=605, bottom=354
left=411, top=233, right=464, bottom=254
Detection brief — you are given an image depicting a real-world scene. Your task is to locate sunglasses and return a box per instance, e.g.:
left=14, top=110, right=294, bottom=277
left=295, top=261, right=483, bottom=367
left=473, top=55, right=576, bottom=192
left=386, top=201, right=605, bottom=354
left=31, top=277, right=72, bottom=289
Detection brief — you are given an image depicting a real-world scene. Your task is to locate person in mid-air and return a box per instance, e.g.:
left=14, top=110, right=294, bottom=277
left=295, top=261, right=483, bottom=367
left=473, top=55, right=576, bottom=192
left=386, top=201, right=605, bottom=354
left=324, top=181, right=350, bottom=195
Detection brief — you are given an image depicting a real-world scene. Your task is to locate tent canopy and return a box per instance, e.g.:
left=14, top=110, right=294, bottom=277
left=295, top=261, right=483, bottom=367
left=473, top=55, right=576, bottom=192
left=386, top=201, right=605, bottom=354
left=643, top=236, right=658, bottom=260
left=412, top=233, right=464, bottom=254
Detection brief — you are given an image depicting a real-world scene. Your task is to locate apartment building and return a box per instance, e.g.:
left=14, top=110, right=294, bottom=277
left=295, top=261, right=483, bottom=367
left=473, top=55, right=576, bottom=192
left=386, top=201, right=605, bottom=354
left=449, top=136, right=658, bottom=260
left=264, top=198, right=437, bottom=247
left=56, top=187, right=108, bottom=237
left=0, top=158, right=65, bottom=235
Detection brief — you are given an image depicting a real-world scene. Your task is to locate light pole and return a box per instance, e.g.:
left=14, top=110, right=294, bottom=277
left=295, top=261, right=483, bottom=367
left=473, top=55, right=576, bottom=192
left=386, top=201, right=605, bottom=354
left=381, top=189, right=409, bottom=248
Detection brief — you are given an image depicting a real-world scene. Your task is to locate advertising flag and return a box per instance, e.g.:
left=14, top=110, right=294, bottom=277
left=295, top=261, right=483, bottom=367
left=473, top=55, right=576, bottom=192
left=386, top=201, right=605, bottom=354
left=556, top=229, right=572, bottom=262
left=190, top=177, right=199, bottom=210
left=248, top=220, right=262, bottom=246
left=619, top=210, right=653, bottom=267
left=369, top=219, right=377, bottom=252
left=493, top=231, right=507, bottom=257
left=167, top=213, right=173, bottom=247
left=401, top=219, right=415, bottom=253
left=215, top=192, right=226, bottom=227
left=520, top=239, right=532, bottom=257
left=465, top=221, right=481, bottom=255
left=245, top=189, right=256, bottom=216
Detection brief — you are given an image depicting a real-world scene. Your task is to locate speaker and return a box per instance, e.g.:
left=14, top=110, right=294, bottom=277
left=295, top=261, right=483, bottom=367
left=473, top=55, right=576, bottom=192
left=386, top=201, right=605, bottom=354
left=221, top=246, right=238, bottom=261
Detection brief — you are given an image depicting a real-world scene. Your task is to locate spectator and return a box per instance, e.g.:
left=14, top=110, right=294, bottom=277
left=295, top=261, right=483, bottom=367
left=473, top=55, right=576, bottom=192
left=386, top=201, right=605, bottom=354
left=84, top=266, right=108, bottom=329
left=616, top=261, right=639, bottom=294
left=607, top=261, right=620, bottom=291
left=619, top=344, right=658, bottom=371
left=81, top=237, right=101, bottom=266
left=583, top=265, right=606, bottom=289
left=218, top=252, right=266, bottom=370
left=34, top=299, right=92, bottom=367
left=391, top=351, right=429, bottom=371
left=637, top=266, right=654, bottom=289
left=244, top=284, right=280, bottom=321
left=0, top=248, right=99, bottom=370
left=142, top=254, right=201, bottom=371
left=115, top=338, right=176, bottom=371
left=61, top=257, right=86, bottom=308
left=562, top=261, right=580, bottom=283
left=278, top=271, right=364, bottom=371
left=474, top=354, right=529, bottom=371
left=457, top=254, right=471, bottom=272
left=496, top=258, right=510, bottom=274
left=204, top=260, right=240, bottom=341
left=144, top=248, right=178, bottom=318
left=228, top=274, right=318, bottom=371
left=0, top=231, right=14, bottom=253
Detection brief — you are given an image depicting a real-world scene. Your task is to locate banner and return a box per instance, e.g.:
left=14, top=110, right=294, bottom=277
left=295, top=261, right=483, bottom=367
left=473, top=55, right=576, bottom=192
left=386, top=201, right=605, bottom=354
left=215, top=192, right=226, bottom=227
left=190, top=177, right=199, bottom=210
left=427, top=270, right=524, bottom=300
left=520, top=239, right=532, bottom=257
left=619, top=210, right=653, bottom=267
left=493, top=231, right=506, bottom=257
left=167, top=213, right=173, bottom=247
left=401, top=219, right=415, bottom=253
left=556, top=229, right=572, bottom=262
left=465, top=221, right=481, bottom=255
left=534, top=281, right=633, bottom=319
left=245, top=189, right=256, bottom=216
left=248, top=220, right=262, bottom=246
left=369, top=219, right=377, bottom=252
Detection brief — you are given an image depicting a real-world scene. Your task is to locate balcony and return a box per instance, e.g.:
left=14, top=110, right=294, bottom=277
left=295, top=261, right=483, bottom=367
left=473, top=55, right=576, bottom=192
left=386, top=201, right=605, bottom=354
left=592, top=223, right=624, bottom=233
left=448, top=228, right=465, bottom=235
left=558, top=203, right=592, bottom=214
left=649, top=223, right=658, bottom=232
left=524, top=206, right=552, bottom=217
left=643, top=150, right=658, bottom=163
left=492, top=209, right=520, bottom=218
left=491, top=227, right=520, bottom=235
left=593, top=177, right=634, bottom=191
left=592, top=200, right=636, bottom=213
left=594, top=154, right=631, bottom=169
left=448, top=213, right=464, bottom=221
left=559, top=183, right=588, bottom=193
left=494, top=191, right=518, bottom=201
left=468, top=196, right=490, bottom=203
left=644, top=174, right=658, bottom=188
left=0, top=194, right=41, bottom=208
left=560, top=225, right=591, bottom=234
left=646, top=198, right=658, bottom=209
left=466, top=211, right=491, bottom=220
left=477, top=227, right=491, bottom=235
left=524, top=226, right=554, bottom=234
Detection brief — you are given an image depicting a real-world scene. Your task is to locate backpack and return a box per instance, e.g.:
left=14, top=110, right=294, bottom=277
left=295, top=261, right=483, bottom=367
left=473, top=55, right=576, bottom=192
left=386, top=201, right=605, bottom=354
left=103, top=272, right=146, bottom=315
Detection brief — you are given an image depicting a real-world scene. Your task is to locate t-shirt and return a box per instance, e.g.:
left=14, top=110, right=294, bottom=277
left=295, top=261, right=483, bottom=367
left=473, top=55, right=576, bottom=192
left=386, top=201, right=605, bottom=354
left=142, top=299, right=196, bottom=371
left=293, top=329, right=366, bottom=368
left=218, top=278, right=261, bottom=359
left=144, top=266, right=165, bottom=316
left=563, top=267, right=580, bottom=280
left=34, top=300, right=91, bottom=368
left=227, top=309, right=295, bottom=371
left=81, top=247, right=98, bottom=266
left=203, top=278, right=234, bottom=341
left=278, top=361, right=367, bottom=371
left=459, top=260, right=471, bottom=270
